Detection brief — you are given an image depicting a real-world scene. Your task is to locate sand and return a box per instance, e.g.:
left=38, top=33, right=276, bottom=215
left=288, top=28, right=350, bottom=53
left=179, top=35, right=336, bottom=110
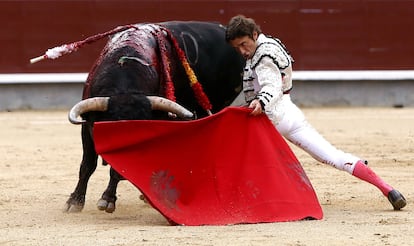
left=0, top=107, right=412, bottom=245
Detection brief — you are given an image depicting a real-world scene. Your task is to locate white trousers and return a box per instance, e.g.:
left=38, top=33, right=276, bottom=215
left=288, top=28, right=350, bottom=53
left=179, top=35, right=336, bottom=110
left=272, top=95, right=360, bottom=174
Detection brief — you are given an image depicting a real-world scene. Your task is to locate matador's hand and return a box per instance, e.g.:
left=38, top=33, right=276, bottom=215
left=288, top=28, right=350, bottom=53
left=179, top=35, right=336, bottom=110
left=248, top=99, right=263, bottom=116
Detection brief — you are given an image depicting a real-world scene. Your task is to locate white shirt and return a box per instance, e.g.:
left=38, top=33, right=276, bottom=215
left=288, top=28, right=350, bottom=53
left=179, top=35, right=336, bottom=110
left=243, top=34, right=293, bottom=123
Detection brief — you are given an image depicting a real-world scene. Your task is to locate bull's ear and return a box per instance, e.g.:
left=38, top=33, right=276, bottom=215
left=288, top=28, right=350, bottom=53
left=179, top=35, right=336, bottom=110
left=118, top=56, right=151, bottom=66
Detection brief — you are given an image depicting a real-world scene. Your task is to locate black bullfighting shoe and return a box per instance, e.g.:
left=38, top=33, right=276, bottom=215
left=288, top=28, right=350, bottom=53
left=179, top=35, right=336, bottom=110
left=387, top=189, right=407, bottom=210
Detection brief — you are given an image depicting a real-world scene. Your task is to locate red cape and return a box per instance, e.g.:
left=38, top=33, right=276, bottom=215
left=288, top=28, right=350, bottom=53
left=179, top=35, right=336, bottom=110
left=93, top=107, right=323, bottom=225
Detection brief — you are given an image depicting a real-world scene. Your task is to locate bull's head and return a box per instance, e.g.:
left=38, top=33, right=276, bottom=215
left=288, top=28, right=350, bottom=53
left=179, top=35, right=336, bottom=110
left=68, top=96, right=194, bottom=124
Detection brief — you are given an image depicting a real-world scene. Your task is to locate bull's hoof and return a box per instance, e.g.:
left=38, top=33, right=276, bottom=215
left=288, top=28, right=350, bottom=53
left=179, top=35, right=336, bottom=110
left=64, top=194, right=85, bottom=213
left=63, top=202, right=84, bottom=213
left=97, top=198, right=116, bottom=213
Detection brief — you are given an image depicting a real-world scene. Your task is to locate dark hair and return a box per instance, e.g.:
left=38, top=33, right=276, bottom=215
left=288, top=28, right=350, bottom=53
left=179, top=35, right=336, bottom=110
left=225, top=15, right=262, bottom=42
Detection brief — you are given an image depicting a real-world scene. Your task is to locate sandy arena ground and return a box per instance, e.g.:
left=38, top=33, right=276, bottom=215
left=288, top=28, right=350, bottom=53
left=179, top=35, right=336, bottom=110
left=0, top=107, right=413, bottom=245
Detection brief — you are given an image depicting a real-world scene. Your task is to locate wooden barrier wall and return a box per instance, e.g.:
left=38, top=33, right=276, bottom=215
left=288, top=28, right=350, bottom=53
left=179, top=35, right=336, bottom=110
left=2, top=0, right=414, bottom=73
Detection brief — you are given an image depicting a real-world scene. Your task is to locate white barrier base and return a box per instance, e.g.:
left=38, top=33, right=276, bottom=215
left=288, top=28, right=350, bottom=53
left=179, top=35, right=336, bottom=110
left=1, top=71, right=414, bottom=110
left=1, top=70, right=414, bottom=84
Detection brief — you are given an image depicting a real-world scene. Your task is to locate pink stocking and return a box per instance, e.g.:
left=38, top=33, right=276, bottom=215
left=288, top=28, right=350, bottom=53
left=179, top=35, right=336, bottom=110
left=352, top=161, right=393, bottom=196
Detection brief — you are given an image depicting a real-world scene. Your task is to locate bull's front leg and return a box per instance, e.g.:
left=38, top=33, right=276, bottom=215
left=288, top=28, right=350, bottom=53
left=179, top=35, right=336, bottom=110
left=97, top=166, right=124, bottom=213
left=64, top=125, right=98, bottom=213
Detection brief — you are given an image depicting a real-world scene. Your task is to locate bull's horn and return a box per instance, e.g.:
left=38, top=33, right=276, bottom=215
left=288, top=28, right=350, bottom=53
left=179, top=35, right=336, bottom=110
left=68, top=96, right=193, bottom=124
left=147, top=96, right=193, bottom=119
left=68, top=97, right=110, bottom=124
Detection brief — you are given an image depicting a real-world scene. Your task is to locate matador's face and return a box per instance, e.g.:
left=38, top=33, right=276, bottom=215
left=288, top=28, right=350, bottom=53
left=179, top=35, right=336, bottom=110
left=229, top=31, right=258, bottom=60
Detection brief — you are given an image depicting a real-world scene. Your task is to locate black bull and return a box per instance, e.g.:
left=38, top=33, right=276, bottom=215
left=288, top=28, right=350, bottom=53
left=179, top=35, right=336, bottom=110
left=64, top=21, right=245, bottom=213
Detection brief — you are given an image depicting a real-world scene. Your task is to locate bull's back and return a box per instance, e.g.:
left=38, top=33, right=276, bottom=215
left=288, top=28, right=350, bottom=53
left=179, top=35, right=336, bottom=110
left=84, top=21, right=244, bottom=115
